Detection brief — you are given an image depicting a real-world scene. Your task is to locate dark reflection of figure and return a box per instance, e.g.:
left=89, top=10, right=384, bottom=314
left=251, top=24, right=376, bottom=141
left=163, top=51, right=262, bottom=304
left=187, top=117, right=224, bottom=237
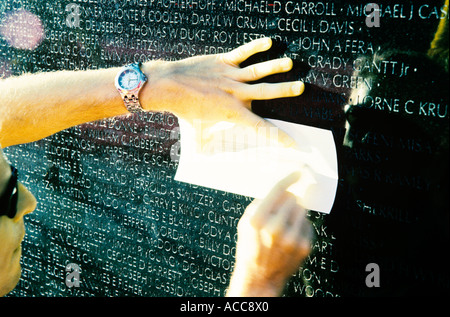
left=329, top=6, right=449, bottom=296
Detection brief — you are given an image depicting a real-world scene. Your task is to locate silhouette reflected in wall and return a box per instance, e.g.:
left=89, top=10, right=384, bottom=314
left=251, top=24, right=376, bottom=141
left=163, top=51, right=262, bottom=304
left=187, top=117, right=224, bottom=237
left=333, top=44, right=449, bottom=295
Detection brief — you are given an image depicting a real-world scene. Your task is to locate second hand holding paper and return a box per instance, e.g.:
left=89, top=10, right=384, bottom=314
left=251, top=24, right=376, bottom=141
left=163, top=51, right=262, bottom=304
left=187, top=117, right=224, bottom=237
left=174, top=118, right=338, bottom=214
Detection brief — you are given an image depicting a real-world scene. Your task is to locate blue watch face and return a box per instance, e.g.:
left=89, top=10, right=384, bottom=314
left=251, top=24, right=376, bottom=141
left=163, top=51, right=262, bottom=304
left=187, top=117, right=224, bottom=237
left=118, top=69, right=140, bottom=90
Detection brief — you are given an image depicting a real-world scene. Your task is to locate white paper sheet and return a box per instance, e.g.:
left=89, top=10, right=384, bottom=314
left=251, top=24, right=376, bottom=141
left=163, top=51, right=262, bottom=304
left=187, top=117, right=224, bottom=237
left=174, top=118, right=338, bottom=214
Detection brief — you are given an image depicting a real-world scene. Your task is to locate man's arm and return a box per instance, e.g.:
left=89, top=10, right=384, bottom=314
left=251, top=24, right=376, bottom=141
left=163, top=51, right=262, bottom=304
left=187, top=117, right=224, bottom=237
left=0, top=38, right=304, bottom=148
left=0, top=65, right=125, bottom=148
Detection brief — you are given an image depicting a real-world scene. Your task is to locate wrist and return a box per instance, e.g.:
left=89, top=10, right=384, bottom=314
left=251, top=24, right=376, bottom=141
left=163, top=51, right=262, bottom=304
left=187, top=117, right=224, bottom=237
left=140, top=60, right=177, bottom=114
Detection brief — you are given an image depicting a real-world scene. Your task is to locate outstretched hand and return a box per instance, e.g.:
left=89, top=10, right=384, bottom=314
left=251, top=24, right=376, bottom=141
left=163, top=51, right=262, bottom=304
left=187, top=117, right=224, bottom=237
left=142, top=37, right=304, bottom=148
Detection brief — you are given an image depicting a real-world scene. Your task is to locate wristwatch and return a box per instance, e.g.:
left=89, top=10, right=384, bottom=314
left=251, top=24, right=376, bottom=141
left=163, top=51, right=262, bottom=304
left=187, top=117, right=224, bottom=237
left=115, top=62, right=147, bottom=113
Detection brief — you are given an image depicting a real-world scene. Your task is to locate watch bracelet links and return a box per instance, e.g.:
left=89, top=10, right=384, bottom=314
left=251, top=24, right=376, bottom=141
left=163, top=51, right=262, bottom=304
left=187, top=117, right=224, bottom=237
left=123, top=93, right=142, bottom=113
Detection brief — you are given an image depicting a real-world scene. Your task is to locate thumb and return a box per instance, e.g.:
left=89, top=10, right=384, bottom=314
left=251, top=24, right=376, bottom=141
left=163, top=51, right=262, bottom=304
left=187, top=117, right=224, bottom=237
left=235, top=111, right=298, bottom=149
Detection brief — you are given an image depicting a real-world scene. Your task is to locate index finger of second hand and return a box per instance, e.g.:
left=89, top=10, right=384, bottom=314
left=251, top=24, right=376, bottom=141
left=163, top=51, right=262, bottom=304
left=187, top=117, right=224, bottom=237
left=251, top=172, right=302, bottom=224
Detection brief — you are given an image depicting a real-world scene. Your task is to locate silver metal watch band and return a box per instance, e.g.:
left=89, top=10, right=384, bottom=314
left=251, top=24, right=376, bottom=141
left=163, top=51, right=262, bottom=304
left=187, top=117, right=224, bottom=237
left=123, top=94, right=142, bottom=113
